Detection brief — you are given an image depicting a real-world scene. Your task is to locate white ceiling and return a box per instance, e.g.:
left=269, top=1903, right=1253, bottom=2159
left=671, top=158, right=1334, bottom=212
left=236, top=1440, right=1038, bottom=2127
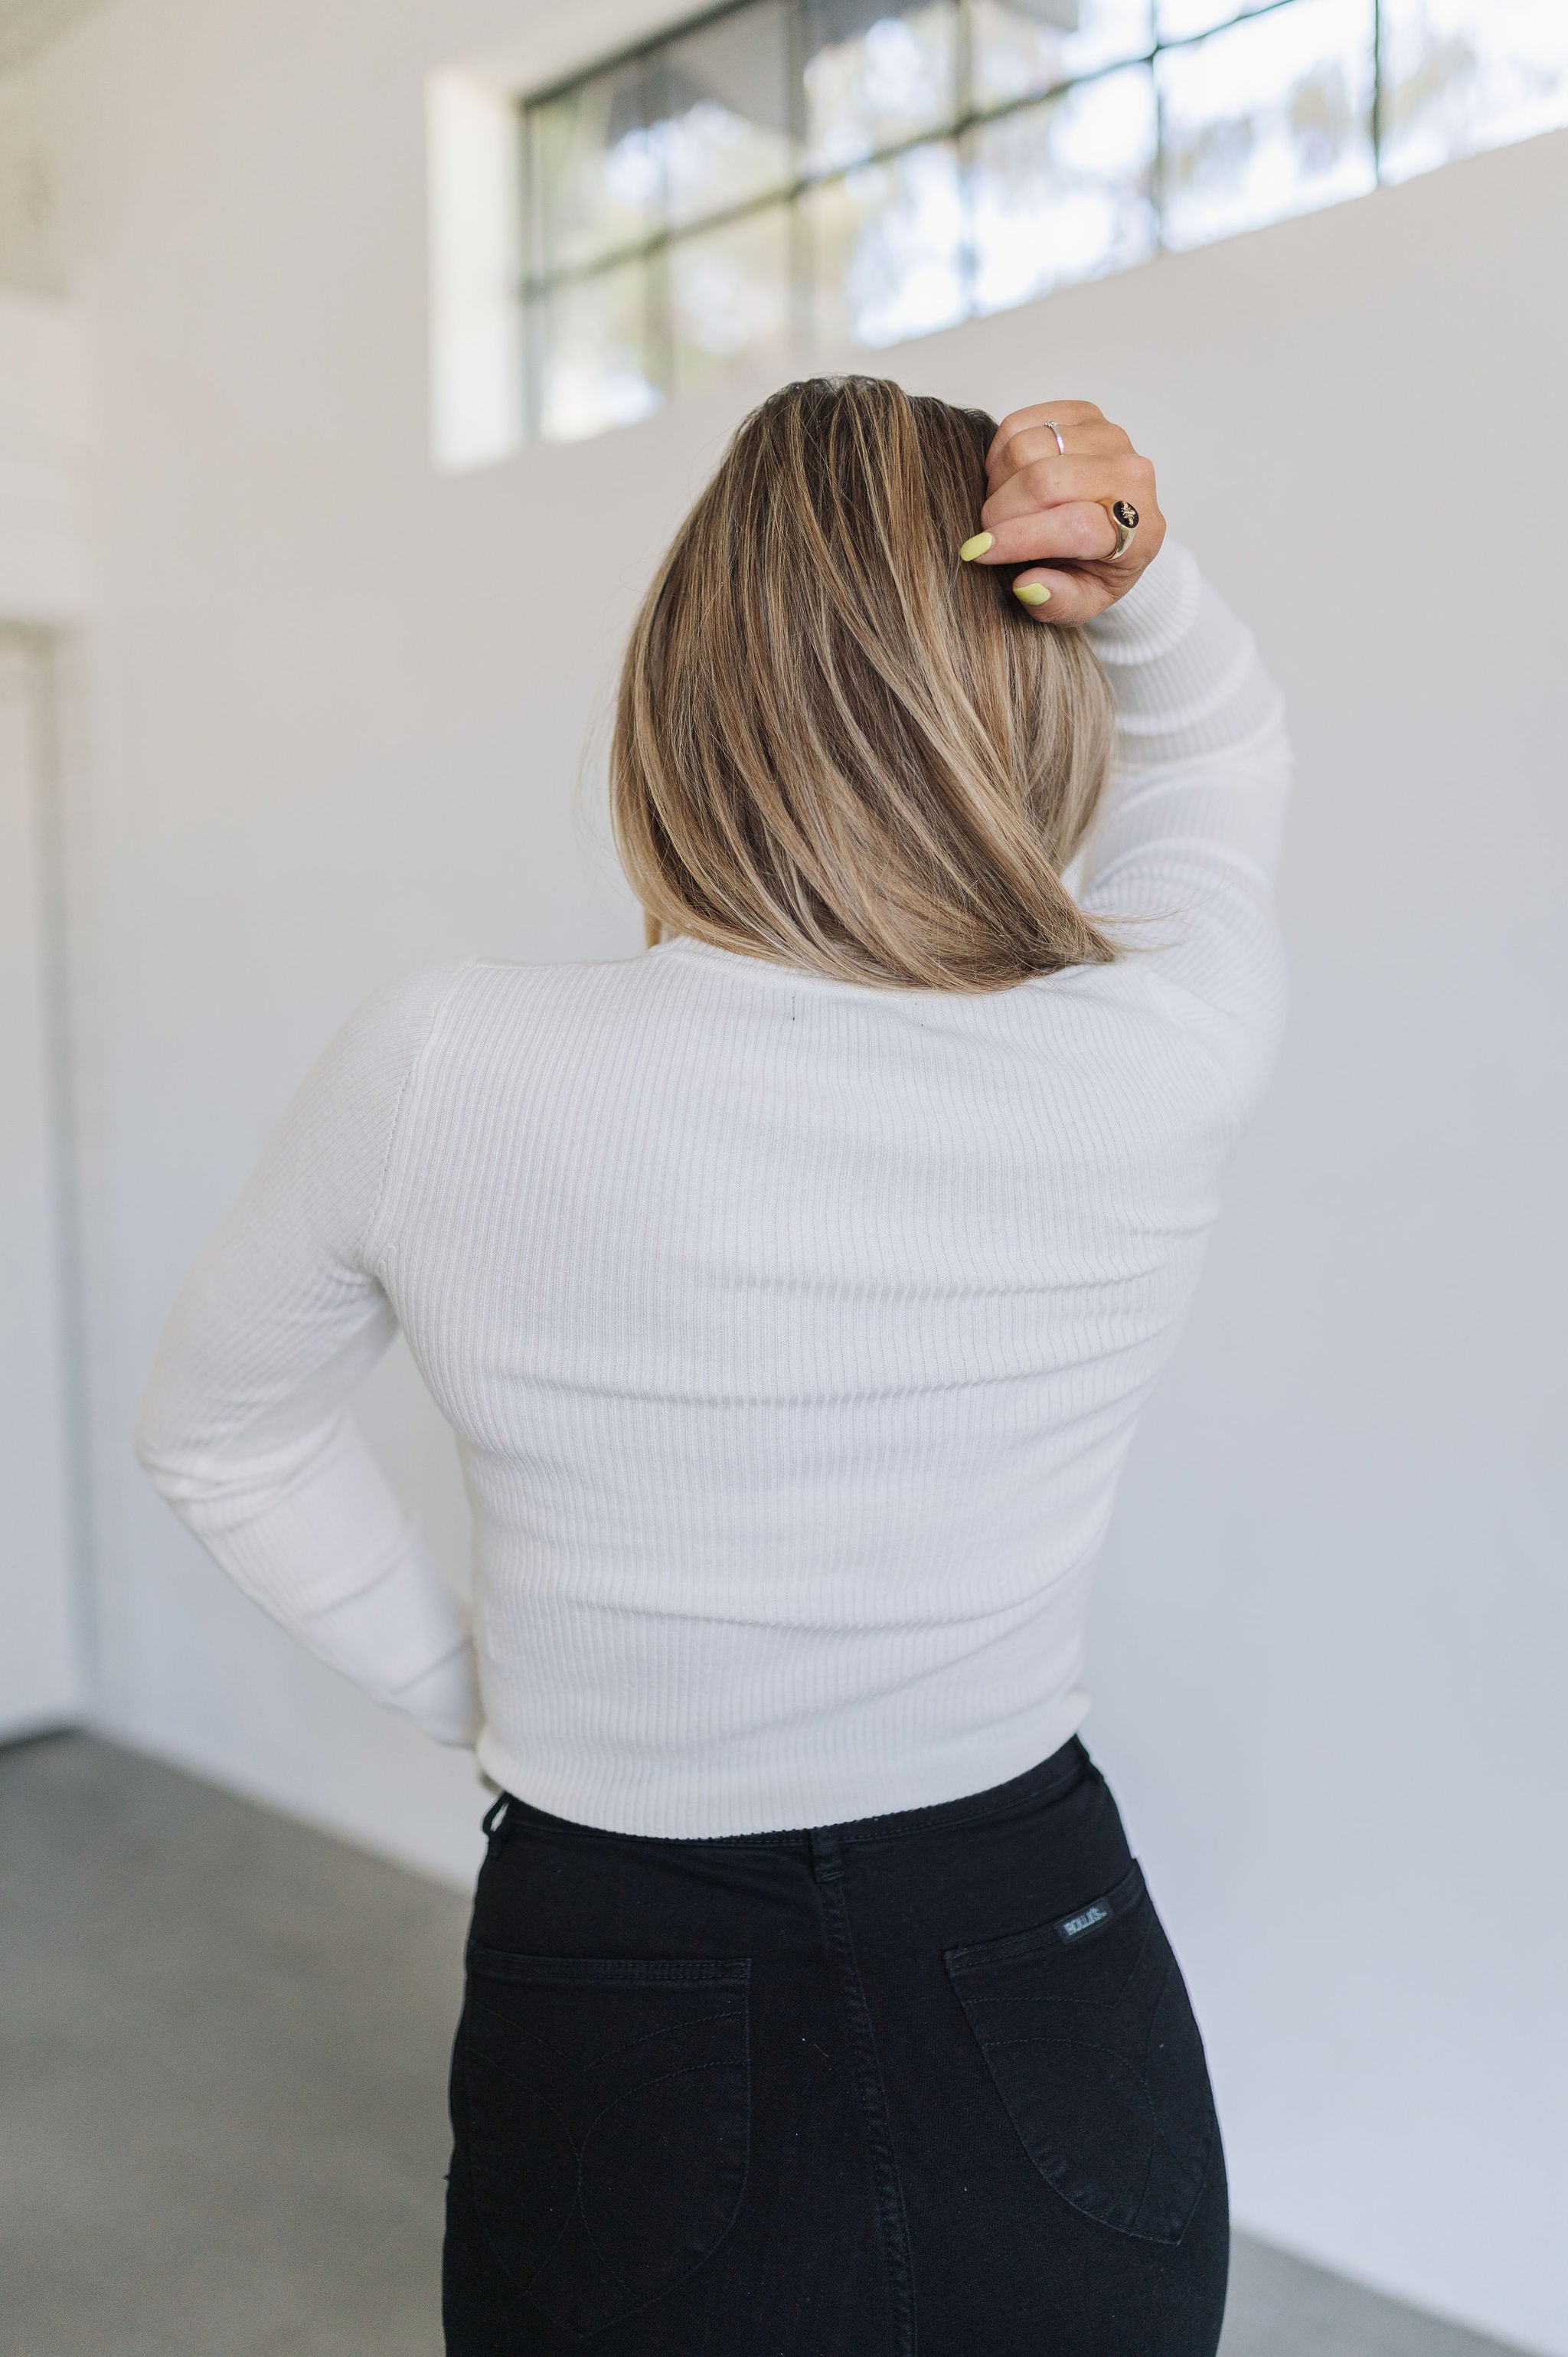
left=0, top=0, right=114, bottom=74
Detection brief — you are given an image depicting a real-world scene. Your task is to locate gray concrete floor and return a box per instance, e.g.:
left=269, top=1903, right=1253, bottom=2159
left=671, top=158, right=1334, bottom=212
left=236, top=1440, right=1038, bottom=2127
left=0, top=1734, right=1530, bottom=2357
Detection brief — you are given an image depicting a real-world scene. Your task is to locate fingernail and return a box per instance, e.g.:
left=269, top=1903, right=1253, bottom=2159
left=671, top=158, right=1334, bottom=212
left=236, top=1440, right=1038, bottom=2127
left=959, top=531, right=994, bottom=562
left=1013, top=582, right=1051, bottom=606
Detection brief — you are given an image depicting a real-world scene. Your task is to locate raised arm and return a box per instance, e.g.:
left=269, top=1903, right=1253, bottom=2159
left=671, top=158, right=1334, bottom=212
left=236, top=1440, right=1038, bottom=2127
left=1078, top=542, right=1289, bottom=1107
left=962, top=399, right=1289, bottom=1109
left=133, top=963, right=480, bottom=1744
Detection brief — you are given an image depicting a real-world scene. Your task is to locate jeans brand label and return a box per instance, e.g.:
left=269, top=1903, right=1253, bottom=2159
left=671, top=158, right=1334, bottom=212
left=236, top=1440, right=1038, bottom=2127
left=1056, top=1900, right=1111, bottom=1942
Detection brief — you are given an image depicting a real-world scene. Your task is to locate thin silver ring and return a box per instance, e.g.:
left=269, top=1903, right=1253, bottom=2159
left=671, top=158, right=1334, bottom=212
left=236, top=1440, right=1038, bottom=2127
left=1108, top=497, right=1140, bottom=561
left=1043, top=418, right=1067, bottom=456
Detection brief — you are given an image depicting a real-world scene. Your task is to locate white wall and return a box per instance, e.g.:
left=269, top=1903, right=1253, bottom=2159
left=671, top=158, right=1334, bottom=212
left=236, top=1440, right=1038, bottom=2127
left=10, top=0, right=1566, bottom=2344
left=0, top=288, right=90, bottom=613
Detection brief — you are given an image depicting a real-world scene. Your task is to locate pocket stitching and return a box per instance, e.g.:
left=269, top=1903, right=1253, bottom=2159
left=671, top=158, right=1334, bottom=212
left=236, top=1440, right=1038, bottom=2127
left=465, top=2051, right=705, bottom=2310
left=459, top=2029, right=585, bottom=2307
left=1139, top=1956, right=1213, bottom=2185
left=467, top=1988, right=747, bottom=2075
left=469, top=1944, right=749, bottom=1989
left=459, top=1960, right=752, bottom=2332
left=945, top=1875, right=1214, bottom=2247
left=977, top=2038, right=1211, bottom=2246
left=952, top=1908, right=1157, bottom=2012
left=567, top=2065, right=752, bottom=2320
left=969, top=2027, right=1209, bottom=2183
left=579, top=2057, right=752, bottom=2152
left=944, top=1861, right=1148, bottom=1976
left=465, top=2004, right=746, bottom=2116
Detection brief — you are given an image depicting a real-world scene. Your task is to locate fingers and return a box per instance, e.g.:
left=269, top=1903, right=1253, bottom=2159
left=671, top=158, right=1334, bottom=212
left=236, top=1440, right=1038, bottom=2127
left=988, top=418, right=1132, bottom=487
left=967, top=399, right=1161, bottom=627
left=991, top=422, right=1132, bottom=483
left=1007, top=567, right=1119, bottom=628
left=961, top=501, right=1119, bottom=569
left=985, top=400, right=1105, bottom=470
left=979, top=453, right=1148, bottom=533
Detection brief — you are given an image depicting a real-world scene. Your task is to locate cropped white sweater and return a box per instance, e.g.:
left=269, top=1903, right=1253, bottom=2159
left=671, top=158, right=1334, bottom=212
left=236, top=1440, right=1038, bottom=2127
left=135, top=544, right=1289, bottom=1837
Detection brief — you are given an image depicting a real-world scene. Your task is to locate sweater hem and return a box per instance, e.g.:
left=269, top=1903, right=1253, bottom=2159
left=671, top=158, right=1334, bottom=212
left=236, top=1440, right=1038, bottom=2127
left=472, top=1696, right=1092, bottom=1842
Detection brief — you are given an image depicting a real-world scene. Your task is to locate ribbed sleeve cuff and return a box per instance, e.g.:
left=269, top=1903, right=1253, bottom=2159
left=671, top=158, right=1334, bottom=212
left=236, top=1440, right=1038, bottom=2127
left=394, top=1637, right=482, bottom=1747
left=1082, top=538, right=1202, bottom=663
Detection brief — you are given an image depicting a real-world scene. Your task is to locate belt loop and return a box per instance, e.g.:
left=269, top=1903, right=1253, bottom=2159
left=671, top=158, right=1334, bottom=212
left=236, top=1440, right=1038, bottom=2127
left=810, top=1824, right=844, bottom=1884
left=482, top=1791, right=511, bottom=1839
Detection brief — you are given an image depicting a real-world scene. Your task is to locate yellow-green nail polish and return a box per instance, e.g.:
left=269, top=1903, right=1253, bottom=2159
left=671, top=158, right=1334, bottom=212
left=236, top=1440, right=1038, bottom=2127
left=959, top=531, right=994, bottom=562
left=1014, top=582, right=1051, bottom=606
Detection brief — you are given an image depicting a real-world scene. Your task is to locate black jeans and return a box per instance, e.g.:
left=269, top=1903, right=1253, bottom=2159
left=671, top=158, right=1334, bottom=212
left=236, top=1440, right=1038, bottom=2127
left=443, top=1738, right=1228, bottom=2355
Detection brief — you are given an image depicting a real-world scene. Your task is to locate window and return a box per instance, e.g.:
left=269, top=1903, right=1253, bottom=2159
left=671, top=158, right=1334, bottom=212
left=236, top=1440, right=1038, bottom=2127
left=512, top=0, right=1568, bottom=444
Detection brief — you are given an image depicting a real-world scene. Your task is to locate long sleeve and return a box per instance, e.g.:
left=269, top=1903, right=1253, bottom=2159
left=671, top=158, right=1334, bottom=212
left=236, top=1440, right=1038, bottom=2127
left=133, top=961, right=481, bottom=1744
left=1080, top=539, right=1291, bottom=1113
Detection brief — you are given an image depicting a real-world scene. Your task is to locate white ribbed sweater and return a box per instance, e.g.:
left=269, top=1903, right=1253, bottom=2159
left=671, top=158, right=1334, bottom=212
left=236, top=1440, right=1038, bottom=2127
left=135, top=544, right=1288, bottom=1836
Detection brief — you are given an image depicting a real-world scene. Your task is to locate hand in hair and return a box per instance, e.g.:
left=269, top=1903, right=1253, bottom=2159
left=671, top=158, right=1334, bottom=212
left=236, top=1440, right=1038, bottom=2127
left=960, top=401, right=1165, bottom=626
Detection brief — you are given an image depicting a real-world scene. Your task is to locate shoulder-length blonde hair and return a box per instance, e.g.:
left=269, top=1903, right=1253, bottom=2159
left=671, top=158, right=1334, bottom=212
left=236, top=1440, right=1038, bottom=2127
left=611, top=374, right=1116, bottom=993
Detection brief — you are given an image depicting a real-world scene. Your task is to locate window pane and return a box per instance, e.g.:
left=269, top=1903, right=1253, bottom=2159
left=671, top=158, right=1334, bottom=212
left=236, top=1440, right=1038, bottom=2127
left=537, top=261, right=663, bottom=442
left=972, top=63, right=1157, bottom=312
left=669, top=208, right=793, bottom=392
left=805, top=141, right=965, bottom=346
left=970, top=0, right=1153, bottom=114
left=803, top=0, right=960, bottom=175
left=1379, top=0, right=1568, bottom=183
left=1158, top=0, right=1376, bottom=250
left=528, top=63, right=664, bottom=276
left=659, top=3, right=797, bottom=229
left=1155, top=0, right=1275, bottom=41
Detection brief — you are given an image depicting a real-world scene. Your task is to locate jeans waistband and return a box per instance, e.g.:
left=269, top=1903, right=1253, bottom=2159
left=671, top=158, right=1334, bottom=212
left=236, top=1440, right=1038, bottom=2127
left=486, top=1736, right=1093, bottom=1855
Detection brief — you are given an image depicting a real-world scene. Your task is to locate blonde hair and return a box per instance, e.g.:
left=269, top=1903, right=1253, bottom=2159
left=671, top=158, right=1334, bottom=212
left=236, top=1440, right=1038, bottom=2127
left=611, top=374, right=1116, bottom=993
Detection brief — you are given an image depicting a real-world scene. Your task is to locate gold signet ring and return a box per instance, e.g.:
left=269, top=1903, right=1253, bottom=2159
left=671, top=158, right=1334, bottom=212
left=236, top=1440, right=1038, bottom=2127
left=1108, top=498, right=1140, bottom=561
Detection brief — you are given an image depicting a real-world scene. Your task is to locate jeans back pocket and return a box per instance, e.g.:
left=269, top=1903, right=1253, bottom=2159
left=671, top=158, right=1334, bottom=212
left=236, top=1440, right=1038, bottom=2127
left=945, top=1859, right=1216, bottom=2245
left=459, top=1947, right=750, bottom=2338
